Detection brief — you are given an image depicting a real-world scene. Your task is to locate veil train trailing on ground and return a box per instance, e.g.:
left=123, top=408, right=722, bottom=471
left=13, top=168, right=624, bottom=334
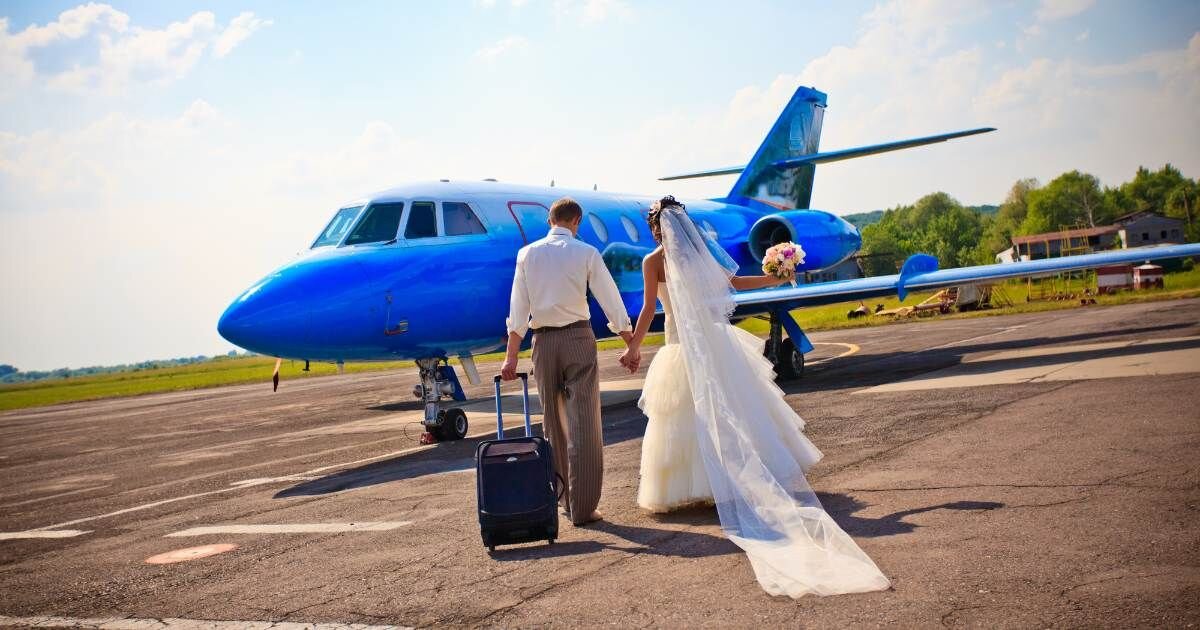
left=658, top=207, right=890, bottom=597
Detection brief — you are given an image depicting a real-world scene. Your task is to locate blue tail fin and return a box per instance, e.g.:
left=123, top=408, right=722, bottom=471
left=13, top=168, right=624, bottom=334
left=728, top=86, right=827, bottom=210
left=656, top=84, right=995, bottom=211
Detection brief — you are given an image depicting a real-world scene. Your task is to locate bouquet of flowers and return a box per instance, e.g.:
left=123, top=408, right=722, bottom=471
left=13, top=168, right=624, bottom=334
left=761, top=242, right=805, bottom=287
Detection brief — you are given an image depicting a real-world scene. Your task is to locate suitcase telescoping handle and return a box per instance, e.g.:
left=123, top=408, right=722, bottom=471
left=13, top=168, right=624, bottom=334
left=493, top=373, right=532, bottom=440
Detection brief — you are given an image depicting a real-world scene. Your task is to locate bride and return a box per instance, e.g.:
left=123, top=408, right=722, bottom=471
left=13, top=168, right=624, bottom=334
left=622, top=196, right=890, bottom=598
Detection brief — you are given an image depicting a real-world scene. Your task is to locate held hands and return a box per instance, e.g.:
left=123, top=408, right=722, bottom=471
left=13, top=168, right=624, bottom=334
left=618, top=331, right=641, bottom=374
left=619, top=345, right=641, bottom=373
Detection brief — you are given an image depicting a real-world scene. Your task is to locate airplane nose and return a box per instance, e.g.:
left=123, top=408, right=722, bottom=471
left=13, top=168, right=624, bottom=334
left=217, top=274, right=311, bottom=356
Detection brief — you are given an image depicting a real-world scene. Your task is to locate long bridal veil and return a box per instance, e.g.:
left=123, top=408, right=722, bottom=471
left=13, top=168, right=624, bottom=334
left=659, top=207, right=890, bottom=598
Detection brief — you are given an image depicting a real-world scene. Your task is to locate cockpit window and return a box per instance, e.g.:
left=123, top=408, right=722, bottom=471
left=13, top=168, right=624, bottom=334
left=443, top=202, right=487, bottom=236
left=344, top=202, right=404, bottom=245
left=312, top=206, right=363, bottom=248
left=406, top=201, right=437, bottom=239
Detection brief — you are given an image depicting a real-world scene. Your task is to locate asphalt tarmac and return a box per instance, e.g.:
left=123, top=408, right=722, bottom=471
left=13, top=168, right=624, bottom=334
left=2, top=299, right=1198, bottom=629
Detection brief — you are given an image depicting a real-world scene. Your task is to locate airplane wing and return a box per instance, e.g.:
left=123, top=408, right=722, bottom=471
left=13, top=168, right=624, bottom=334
left=733, top=243, right=1200, bottom=310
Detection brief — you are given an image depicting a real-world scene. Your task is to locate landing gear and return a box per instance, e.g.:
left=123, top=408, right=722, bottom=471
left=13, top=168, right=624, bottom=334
left=436, top=408, right=469, bottom=441
left=764, top=312, right=805, bottom=380
left=415, top=357, right=469, bottom=443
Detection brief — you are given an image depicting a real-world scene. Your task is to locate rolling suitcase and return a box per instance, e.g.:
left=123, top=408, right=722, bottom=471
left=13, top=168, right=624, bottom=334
left=476, top=373, right=559, bottom=552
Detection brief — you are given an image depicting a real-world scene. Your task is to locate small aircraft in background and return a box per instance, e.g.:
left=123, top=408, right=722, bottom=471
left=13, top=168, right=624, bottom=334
left=218, top=85, right=1200, bottom=443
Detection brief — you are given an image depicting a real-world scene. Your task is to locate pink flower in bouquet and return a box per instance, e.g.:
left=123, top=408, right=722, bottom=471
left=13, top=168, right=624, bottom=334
left=761, top=242, right=805, bottom=287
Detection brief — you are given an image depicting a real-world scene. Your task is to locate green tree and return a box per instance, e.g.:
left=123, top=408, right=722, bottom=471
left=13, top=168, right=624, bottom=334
left=859, top=192, right=987, bottom=275
left=1119, top=164, right=1190, bottom=215
left=1165, top=179, right=1200, bottom=242
left=975, top=178, right=1039, bottom=263
left=1019, top=170, right=1109, bottom=234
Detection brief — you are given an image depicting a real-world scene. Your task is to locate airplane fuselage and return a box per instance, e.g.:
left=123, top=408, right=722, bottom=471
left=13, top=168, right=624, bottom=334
left=217, top=180, right=862, bottom=363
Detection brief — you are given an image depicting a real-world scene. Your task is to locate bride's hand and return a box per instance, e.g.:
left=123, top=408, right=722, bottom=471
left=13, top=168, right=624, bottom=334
left=619, top=347, right=641, bottom=373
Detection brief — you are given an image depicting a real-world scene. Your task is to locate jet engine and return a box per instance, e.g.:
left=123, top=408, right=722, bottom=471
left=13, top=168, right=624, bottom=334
left=747, top=210, right=862, bottom=271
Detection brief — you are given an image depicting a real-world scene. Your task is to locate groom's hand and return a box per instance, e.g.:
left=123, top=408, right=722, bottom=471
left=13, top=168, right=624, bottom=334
left=500, top=356, right=518, bottom=381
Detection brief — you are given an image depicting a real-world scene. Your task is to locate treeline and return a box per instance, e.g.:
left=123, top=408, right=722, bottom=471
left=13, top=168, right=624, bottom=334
left=859, top=164, right=1200, bottom=276
left=0, top=351, right=249, bottom=384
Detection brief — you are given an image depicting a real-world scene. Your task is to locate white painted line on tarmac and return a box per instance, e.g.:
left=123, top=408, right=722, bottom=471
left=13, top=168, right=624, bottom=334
left=165, top=521, right=412, bottom=537
left=0, top=529, right=90, bottom=540
left=4, top=485, right=109, bottom=508
left=925, top=324, right=1028, bottom=351
left=0, top=615, right=412, bottom=629
left=857, top=335, right=1200, bottom=393
left=8, top=379, right=650, bottom=535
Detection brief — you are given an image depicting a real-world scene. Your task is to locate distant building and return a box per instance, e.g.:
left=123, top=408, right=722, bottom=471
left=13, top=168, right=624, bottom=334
left=1113, top=211, right=1186, bottom=248
left=1002, top=212, right=1186, bottom=261
left=1010, top=225, right=1120, bottom=260
left=809, top=257, right=862, bottom=282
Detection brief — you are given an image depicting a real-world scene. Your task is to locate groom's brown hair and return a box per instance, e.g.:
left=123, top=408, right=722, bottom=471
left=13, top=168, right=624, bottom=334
left=549, top=197, right=583, bottom=224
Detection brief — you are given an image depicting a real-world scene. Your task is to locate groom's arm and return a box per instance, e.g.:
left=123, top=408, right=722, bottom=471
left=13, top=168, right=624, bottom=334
left=586, top=248, right=632, bottom=338
left=502, top=253, right=532, bottom=381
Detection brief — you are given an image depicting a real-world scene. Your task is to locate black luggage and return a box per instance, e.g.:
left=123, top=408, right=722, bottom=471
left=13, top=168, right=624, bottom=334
left=476, top=373, right=559, bottom=552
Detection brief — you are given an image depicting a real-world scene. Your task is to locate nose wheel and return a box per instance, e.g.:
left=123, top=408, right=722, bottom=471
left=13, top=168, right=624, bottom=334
left=435, top=408, right=469, bottom=441
left=416, top=357, right=470, bottom=443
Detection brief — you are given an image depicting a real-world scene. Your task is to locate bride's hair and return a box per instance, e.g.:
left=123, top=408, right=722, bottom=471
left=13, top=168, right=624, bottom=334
left=647, top=195, right=685, bottom=242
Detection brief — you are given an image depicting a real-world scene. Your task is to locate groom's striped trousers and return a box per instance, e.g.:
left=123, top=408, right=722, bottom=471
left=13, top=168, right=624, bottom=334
left=531, top=322, right=604, bottom=526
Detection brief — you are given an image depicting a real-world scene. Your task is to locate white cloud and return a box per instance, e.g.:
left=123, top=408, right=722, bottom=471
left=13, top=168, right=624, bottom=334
left=213, top=11, right=273, bottom=58
left=1023, top=0, right=1095, bottom=43
left=596, top=4, right=1199, bottom=216
left=1035, top=0, right=1096, bottom=22
left=474, top=35, right=530, bottom=62
left=0, top=5, right=270, bottom=95
left=1076, top=29, right=1090, bottom=42
left=552, top=0, right=632, bottom=23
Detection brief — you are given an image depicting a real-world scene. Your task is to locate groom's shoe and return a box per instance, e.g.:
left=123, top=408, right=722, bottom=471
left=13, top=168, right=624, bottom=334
left=573, top=510, right=603, bottom=526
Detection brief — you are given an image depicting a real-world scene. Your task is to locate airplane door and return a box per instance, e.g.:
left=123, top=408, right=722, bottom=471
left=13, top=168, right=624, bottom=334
left=506, top=201, right=550, bottom=244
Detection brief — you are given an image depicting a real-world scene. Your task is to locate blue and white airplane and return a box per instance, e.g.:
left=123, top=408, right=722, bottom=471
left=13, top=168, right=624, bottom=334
left=217, top=86, right=1200, bottom=442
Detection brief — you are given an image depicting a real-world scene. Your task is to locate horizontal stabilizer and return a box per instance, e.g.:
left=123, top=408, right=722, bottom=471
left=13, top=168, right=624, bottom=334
left=770, top=127, right=996, bottom=169
left=659, top=165, right=747, bottom=182
left=657, top=127, right=995, bottom=181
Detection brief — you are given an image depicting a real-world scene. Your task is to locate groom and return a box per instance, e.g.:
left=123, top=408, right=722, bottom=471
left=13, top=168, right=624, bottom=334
left=501, top=197, right=639, bottom=526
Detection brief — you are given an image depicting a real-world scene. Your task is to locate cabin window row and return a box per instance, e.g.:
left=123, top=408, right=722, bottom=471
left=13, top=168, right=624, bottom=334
left=313, top=201, right=487, bottom=248
left=581, top=212, right=719, bottom=245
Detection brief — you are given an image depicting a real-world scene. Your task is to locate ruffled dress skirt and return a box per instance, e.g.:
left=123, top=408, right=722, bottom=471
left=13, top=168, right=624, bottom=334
left=637, top=324, right=823, bottom=513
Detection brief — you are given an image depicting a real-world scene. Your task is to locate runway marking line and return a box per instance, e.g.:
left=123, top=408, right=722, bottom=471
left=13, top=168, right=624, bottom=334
left=165, top=521, right=413, bottom=537
left=0, top=614, right=412, bottom=629
left=0, top=529, right=90, bottom=540
left=807, top=342, right=860, bottom=366
left=5, top=381, right=647, bottom=536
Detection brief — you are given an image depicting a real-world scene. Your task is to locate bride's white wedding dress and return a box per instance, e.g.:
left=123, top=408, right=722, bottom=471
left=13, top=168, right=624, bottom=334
left=636, top=207, right=890, bottom=598
left=638, top=282, right=822, bottom=512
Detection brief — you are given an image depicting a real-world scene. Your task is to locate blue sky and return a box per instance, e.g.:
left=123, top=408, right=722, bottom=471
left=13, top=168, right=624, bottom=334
left=1, top=0, right=1198, bottom=370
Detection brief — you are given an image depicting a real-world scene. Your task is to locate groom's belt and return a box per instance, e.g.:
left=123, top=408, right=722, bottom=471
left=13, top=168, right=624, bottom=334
left=532, top=320, right=590, bottom=334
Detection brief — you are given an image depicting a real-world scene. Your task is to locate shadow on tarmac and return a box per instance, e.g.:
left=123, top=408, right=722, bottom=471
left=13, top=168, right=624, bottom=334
left=488, top=515, right=740, bottom=561
left=819, top=492, right=1004, bottom=537
left=274, top=405, right=648, bottom=498
left=278, top=323, right=1193, bottom=498
left=780, top=322, right=1196, bottom=394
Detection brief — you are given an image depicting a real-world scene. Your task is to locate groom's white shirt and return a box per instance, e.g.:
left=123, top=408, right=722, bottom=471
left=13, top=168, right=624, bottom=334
left=507, top=226, right=632, bottom=338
